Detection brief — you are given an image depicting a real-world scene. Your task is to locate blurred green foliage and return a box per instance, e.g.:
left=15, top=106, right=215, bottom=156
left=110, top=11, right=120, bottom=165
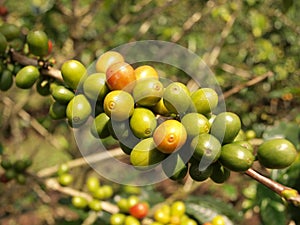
left=3, top=0, right=299, bottom=129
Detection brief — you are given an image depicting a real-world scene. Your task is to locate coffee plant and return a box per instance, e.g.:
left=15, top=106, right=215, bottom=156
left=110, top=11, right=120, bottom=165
left=0, top=1, right=300, bottom=225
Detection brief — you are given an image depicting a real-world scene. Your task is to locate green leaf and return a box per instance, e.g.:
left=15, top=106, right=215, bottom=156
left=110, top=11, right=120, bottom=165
left=222, top=184, right=238, bottom=201
left=276, top=155, right=300, bottom=188
left=242, top=182, right=257, bottom=199
left=186, top=202, right=222, bottom=224
left=185, top=196, right=242, bottom=224
left=256, top=183, right=282, bottom=205
left=260, top=199, right=288, bottom=225
left=95, top=211, right=111, bottom=224
left=287, top=203, right=300, bottom=224
left=141, top=185, right=165, bottom=206
left=255, top=183, right=289, bottom=225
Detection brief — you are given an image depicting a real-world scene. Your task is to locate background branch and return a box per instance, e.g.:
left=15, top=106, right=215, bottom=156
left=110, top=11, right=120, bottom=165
left=37, top=148, right=124, bottom=178
left=221, top=71, right=273, bottom=100
left=1, top=96, right=64, bottom=149
left=45, top=178, right=119, bottom=214
left=203, top=4, right=239, bottom=67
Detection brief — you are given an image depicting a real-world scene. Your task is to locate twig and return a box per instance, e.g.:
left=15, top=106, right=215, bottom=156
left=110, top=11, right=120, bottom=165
left=40, top=67, right=64, bottom=81
left=54, top=0, right=72, bottom=17
left=45, top=178, right=119, bottom=214
left=171, top=11, right=202, bottom=43
left=267, top=7, right=300, bottom=35
left=31, top=183, right=52, bottom=204
left=10, top=50, right=63, bottom=81
left=82, top=211, right=98, bottom=225
left=105, top=0, right=180, bottom=38
left=204, top=10, right=238, bottom=67
left=71, top=0, right=79, bottom=17
left=37, top=148, right=124, bottom=178
left=171, top=0, right=217, bottom=44
left=220, top=63, right=252, bottom=79
left=10, top=49, right=37, bottom=66
left=133, top=20, right=152, bottom=40
left=182, top=175, right=194, bottom=192
left=2, top=96, right=63, bottom=150
left=221, top=71, right=273, bottom=100
left=46, top=178, right=92, bottom=200
left=80, top=0, right=103, bottom=17
left=245, top=168, right=300, bottom=206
